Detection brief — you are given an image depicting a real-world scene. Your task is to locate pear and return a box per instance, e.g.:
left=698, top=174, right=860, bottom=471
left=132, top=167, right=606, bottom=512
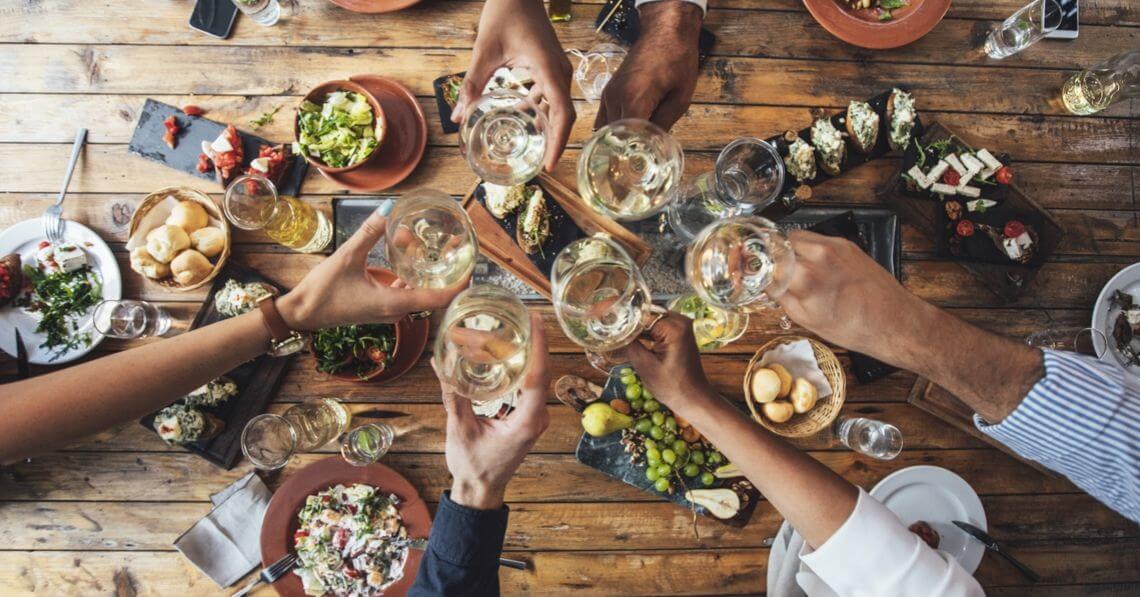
left=581, top=402, right=633, bottom=437
left=712, top=463, right=744, bottom=479
left=684, top=488, right=741, bottom=520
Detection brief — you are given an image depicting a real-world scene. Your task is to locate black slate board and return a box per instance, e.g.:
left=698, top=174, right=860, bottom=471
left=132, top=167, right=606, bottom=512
left=575, top=365, right=762, bottom=527
left=473, top=180, right=585, bottom=279
left=432, top=72, right=466, bottom=135
left=138, top=261, right=294, bottom=469
left=128, top=99, right=307, bottom=196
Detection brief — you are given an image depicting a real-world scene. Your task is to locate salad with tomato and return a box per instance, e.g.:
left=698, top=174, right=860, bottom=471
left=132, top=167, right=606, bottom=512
left=311, top=323, right=396, bottom=379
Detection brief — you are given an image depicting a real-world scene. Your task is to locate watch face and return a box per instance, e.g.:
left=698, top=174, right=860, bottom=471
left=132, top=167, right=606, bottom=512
left=271, top=334, right=306, bottom=357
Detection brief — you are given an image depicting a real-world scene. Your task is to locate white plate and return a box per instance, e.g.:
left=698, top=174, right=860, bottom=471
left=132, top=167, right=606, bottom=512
left=1090, top=262, right=1140, bottom=378
left=0, top=219, right=122, bottom=364
left=870, top=465, right=987, bottom=574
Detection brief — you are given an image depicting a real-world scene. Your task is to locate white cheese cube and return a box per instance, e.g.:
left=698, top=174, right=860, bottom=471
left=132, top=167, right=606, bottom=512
left=930, top=183, right=958, bottom=195
left=958, top=185, right=981, bottom=198
left=53, top=243, right=87, bottom=273
left=1003, top=237, right=1023, bottom=260
left=907, top=165, right=932, bottom=189
left=1014, top=231, right=1033, bottom=251
left=249, top=157, right=270, bottom=173
left=200, top=140, right=214, bottom=157
left=958, top=164, right=982, bottom=189
left=945, top=154, right=966, bottom=175
left=961, top=153, right=985, bottom=173
left=978, top=166, right=998, bottom=180
left=210, top=133, right=234, bottom=154
left=967, top=199, right=997, bottom=212
left=976, top=148, right=1003, bottom=170
left=926, top=160, right=950, bottom=182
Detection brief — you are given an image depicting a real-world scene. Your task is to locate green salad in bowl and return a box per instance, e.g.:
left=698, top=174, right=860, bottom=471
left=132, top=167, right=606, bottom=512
left=295, top=87, right=384, bottom=170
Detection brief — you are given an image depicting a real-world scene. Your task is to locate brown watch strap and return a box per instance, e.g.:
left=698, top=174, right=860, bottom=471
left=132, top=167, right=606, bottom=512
left=257, top=296, right=293, bottom=342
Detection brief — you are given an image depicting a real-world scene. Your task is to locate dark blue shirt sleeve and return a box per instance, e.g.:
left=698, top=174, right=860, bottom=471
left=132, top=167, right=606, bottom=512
left=408, top=491, right=509, bottom=596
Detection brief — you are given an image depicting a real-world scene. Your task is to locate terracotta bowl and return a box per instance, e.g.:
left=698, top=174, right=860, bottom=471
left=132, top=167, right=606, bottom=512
left=803, top=0, right=950, bottom=49
left=310, top=320, right=403, bottom=382
left=294, top=80, right=387, bottom=174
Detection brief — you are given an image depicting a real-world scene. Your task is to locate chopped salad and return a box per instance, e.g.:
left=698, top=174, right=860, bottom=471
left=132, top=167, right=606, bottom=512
left=293, top=484, right=408, bottom=596
left=296, top=91, right=380, bottom=168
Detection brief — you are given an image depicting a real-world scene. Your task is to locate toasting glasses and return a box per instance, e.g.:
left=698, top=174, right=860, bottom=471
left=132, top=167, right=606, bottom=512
left=578, top=119, right=684, bottom=222
left=552, top=234, right=666, bottom=372
left=459, top=89, right=548, bottom=186
left=381, top=189, right=478, bottom=290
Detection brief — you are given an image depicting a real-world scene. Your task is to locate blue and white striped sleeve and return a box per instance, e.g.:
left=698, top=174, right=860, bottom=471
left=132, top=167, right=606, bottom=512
left=973, top=349, right=1140, bottom=523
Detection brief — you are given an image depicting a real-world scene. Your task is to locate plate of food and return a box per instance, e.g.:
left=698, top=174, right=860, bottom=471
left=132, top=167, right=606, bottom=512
left=803, top=0, right=950, bottom=49
left=260, top=457, right=431, bottom=597
left=326, top=0, right=422, bottom=14
left=0, top=219, right=122, bottom=364
left=127, top=187, right=231, bottom=292
left=870, top=465, right=987, bottom=574
left=1091, top=263, right=1140, bottom=378
left=432, top=67, right=532, bottom=134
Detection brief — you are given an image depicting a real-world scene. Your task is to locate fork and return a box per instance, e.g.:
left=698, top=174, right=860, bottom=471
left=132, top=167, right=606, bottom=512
left=230, top=553, right=298, bottom=597
left=42, top=128, right=87, bottom=244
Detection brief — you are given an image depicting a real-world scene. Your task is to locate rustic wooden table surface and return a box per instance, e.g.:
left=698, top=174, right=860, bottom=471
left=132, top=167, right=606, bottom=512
left=1, top=0, right=1138, bottom=594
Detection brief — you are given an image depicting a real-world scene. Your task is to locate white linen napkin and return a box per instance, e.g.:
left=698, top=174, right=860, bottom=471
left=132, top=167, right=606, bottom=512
left=173, top=472, right=273, bottom=588
left=126, top=195, right=179, bottom=251
left=758, top=339, right=833, bottom=399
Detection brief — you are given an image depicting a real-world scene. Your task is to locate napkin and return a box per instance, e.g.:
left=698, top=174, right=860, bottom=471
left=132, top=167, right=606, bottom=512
left=174, top=472, right=273, bottom=588
left=767, top=521, right=808, bottom=597
left=125, top=195, right=224, bottom=250
left=759, top=339, right=833, bottom=398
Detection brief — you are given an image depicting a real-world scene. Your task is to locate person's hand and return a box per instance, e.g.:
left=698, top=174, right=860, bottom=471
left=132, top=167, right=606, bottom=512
left=595, top=1, right=702, bottom=130
left=613, top=312, right=716, bottom=417
left=277, top=208, right=467, bottom=331
left=454, top=0, right=575, bottom=172
left=436, top=313, right=551, bottom=510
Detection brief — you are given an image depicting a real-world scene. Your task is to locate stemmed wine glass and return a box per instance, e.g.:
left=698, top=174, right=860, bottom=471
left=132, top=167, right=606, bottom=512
left=577, top=119, right=684, bottom=222
left=551, top=234, right=666, bottom=372
left=685, top=215, right=795, bottom=330
left=458, top=89, right=548, bottom=185
left=568, top=43, right=627, bottom=103
left=381, top=189, right=478, bottom=290
left=433, top=285, right=533, bottom=415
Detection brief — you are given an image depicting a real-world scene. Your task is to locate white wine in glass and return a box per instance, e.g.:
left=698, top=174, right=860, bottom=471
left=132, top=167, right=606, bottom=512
left=383, top=189, right=478, bottom=289
left=577, top=119, right=683, bottom=222
left=458, top=89, right=547, bottom=186
left=434, top=285, right=532, bottom=405
left=685, top=216, right=795, bottom=314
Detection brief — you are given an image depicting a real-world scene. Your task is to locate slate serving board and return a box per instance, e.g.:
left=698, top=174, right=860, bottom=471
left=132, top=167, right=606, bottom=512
left=128, top=99, right=307, bottom=196
left=432, top=72, right=466, bottom=135
left=138, top=261, right=294, bottom=469
left=473, top=180, right=585, bottom=279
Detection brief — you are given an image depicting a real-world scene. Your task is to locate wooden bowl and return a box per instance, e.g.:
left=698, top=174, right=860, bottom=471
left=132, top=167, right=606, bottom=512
left=743, top=336, right=847, bottom=438
left=802, top=0, right=950, bottom=49
left=128, top=187, right=230, bottom=292
left=295, top=80, right=386, bottom=174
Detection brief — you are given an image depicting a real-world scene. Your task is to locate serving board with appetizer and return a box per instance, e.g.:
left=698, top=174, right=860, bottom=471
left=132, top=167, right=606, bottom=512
left=432, top=67, right=533, bottom=134
left=138, top=260, right=294, bottom=468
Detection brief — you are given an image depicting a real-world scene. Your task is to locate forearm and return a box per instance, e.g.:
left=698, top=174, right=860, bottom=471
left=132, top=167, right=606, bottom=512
left=679, top=390, right=857, bottom=548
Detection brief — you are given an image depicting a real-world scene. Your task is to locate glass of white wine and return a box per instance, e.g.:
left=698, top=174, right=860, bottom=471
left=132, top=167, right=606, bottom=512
left=223, top=174, right=332, bottom=253
left=685, top=216, right=795, bottom=329
left=578, top=119, right=683, bottom=222
left=434, top=285, right=532, bottom=410
left=552, top=234, right=666, bottom=371
left=459, top=89, right=547, bottom=186
left=383, top=189, right=478, bottom=290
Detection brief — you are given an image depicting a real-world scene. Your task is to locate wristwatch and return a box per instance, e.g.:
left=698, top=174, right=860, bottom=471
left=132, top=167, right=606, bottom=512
left=256, top=293, right=307, bottom=357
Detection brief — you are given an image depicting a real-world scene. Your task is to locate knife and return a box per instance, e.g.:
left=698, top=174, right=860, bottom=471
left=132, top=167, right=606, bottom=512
left=395, top=538, right=528, bottom=571
left=953, top=521, right=1039, bottom=582
left=14, top=329, right=29, bottom=380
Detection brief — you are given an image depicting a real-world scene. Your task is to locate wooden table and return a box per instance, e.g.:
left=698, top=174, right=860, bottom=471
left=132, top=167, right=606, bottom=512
left=1, top=0, right=1137, bottom=594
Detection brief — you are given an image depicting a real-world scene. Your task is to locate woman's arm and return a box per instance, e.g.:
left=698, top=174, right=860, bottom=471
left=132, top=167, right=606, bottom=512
left=0, top=207, right=465, bottom=463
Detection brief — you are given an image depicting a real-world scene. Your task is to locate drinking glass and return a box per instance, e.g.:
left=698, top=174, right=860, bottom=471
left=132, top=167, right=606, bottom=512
left=231, top=0, right=280, bottom=26
left=92, top=299, right=172, bottom=339
left=241, top=414, right=296, bottom=470
left=382, top=189, right=478, bottom=290
left=284, top=398, right=352, bottom=451
left=1062, top=49, right=1140, bottom=116
left=983, top=0, right=1062, bottom=59
left=666, top=293, right=749, bottom=352
left=552, top=234, right=666, bottom=371
left=223, top=174, right=332, bottom=253
left=715, top=138, right=785, bottom=211
left=459, top=89, right=547, bottom=185
left=340, top=423, right=395, bottom=466
left=434, top=285, right=532, bottom=407
left=1025, top=326, right=1107, bottom=357
left=578, top=119, right=684, bottom=222
left=833, top=416, right=903, bottom=460
left=685, top=215, right=795, bottom=329
left=666, top=172, right=734, bottom=243
left=569, top=43, right=627, bottom=103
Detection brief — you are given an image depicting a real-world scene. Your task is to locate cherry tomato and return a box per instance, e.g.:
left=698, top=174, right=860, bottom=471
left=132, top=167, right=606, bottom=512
left=995, top=166, right=1013, bottom=185
left=162, top=130, right=176, bottom=149
left=956, top=220, right=975, bottom=237
left=182, top=105, right=205, bottom=117
left=940, top=169, right=961, bottom=186
left=293, top=530, right=308, bottom=540
left=1004, top=220, right=1026, bottom=239
left=196, top=153, right=213, bottom=173
left=367, top=346, right=387, bottom=364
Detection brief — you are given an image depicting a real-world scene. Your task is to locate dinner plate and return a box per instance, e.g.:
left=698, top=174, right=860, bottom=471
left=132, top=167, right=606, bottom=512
left=0, top=218, right=122, bottom=365
left=1090, top=262, right=1140, bottom=378
left=327, top=0, right=421, bottom=14
left=260, top=457, right=432, bottom=597
left=803, top=0, right=950, bottom=49
left=870, top=465, right=987, bottom=574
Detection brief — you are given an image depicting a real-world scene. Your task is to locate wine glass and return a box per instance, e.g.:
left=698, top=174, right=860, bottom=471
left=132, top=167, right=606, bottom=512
left=577, top=119, right=684, bottom=222
left=433, top=285, right=532, bottom=410
left=569, top=43, right=627, bottom=103
left=551, top=234, right=666, bottom=371
left=685, top=215, right=795, bottom=329
left=382, top=189, right=478, bottom=290
left=458, top=89, right=547, bottom=185
left=714, top=137, right=785, bottom=211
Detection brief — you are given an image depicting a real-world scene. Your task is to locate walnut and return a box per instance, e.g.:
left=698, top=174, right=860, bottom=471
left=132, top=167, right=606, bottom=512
left=944, top=200, right=963, bottom=221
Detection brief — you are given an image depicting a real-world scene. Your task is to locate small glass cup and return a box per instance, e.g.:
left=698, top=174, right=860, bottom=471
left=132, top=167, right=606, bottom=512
left=666, top=293, right=749, bottom=352
left=92, top=299, right=172, bottom=339
left=223, top=175, right=332, bottom=253
left=714, top=138, right=785, bottom=211
left=241, top=414, right=297, bottom=470
left=340, top=423, right=395, bottom=466
left=833, top=416, right=903, bottom=460
left=231, top=0, right=281, bottom=26
left=1025, top=326, right=1107, bottom=357
left=983, top=0, right=1062, bottom=59
left=569, top=43, right=627, bottom=103
left=458, top=89, right=548, bottom=186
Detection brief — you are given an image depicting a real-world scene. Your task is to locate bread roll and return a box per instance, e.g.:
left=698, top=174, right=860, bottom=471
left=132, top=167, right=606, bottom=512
left=190, top=226, right=226, bottom=259
left=762, top=401, right=795, bottom=424
left=171, top=250, right=212, bottom=286
left=129, top=247, right=171, bottom=280
left=146, top=225, right=191, bottom=264
left=790, top=378, right=819, bottom=414
left=166, top=201, right=210, bottom=233
left=769, top=363, right=793, bottom=398
left=749, top=368, right=782, bottom=404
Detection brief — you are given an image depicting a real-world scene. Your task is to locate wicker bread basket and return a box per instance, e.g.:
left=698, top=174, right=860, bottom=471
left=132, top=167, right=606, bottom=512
left=128, top=187, right=231, bottom=292
left=743, top=336, right=846, bottom=438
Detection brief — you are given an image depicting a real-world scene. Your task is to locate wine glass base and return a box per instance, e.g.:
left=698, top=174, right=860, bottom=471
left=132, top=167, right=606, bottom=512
left=472, top=392, right=518, bottom=419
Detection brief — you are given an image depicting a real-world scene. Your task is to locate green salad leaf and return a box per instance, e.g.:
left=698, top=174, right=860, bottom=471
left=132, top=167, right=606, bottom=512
left=296, top=91, right=379, bottom=168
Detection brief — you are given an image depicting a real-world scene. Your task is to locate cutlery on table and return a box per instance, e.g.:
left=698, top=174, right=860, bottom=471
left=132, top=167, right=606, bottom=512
left=230, top=552, right=298, bottom=597
left=396, top=537, right=528, bottom=570
left=42, top=128, right=87, bottom=244
left=953, top=520, right=1039, bottom=582
left=14, top=329, right=29, bottom=380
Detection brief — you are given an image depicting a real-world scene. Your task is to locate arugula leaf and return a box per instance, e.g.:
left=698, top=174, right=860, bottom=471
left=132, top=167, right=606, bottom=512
left=879, top=0, right=908, bottom=9
left=878, top=9, right=893, bottom=20
left=248, top=105, right=281, bottom=129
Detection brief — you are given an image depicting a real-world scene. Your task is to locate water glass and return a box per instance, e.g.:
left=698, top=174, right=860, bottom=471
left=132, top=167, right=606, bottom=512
left=459, top=89, right=547, bottom=185
left=241, top=414, right=297, bottom=470
left=667, top=172, right=735, bottom=243
left=714, top=138, right=785, bottom=211
left=578, top=119, right=684, bottom=222
left=983, top=0, right=1062, bottom=59
left=570, top=43, right=627, bottom=103
left=340, top=423, right=395, bottom=466
left=1025, top=326, right=1107, bottom=357
left=92, top=299, right=172, bottom=339
left=223, top=174, right=331, bottom=253
left=284, top=398, right=352, bottom=451
left=833, top=417, right=903, bottom=460
left=231, top=0, right=280, bottom=26
left=433, top=285, right=532, bottom=405
left=382, top=189, right=478, bottom=290
left=666, top=293, right=749, bottom=352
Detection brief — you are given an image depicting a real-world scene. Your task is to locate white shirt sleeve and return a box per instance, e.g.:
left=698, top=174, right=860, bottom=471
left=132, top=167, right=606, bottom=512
left=634, top=0, right=708, bottom=15
left=798, top=489, right=984, bottom=597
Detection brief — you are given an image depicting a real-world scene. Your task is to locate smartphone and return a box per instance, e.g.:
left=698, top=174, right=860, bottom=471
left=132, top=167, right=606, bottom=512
left=189, top=0, right=238, bottom=39
left=1046, top=0, right=1078, bottom=39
